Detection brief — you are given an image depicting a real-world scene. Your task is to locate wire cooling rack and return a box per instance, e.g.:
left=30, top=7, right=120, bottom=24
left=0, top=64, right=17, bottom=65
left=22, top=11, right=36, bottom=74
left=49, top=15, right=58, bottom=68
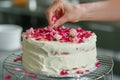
left=2, top=52, right=114, bottom=80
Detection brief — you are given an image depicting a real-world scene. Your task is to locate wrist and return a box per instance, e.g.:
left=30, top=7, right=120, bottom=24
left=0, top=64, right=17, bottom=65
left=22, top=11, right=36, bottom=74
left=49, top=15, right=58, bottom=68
left=76, top=1, right=112, bottom=21
left=74, top=4, right=88, bottom=21
left=71, top=4, right=89, bottom=22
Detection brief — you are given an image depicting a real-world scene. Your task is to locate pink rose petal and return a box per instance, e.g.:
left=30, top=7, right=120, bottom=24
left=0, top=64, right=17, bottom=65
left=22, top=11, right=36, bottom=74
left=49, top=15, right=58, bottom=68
left=52, top=16, right=57, bottom=23
left=24, top=26, right=93, bottom=43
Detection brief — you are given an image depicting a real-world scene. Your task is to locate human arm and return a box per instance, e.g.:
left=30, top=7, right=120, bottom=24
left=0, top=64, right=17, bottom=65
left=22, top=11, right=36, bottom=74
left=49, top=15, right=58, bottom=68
left=79, top=0, right=120, bottom=22
left=46, top=0, right=120, bottom=26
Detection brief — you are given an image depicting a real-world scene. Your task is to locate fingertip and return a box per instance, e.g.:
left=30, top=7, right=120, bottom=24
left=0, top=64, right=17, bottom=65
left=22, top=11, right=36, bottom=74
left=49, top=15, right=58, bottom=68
left=48, top=18, right=55, bottom=26
left=55, top=17, right=67, bottom=27
left=54, top=21, right=63, bottom=27
left=46, top=11, right=54, bottom=25
left=54, top=21, right=60, bottom=27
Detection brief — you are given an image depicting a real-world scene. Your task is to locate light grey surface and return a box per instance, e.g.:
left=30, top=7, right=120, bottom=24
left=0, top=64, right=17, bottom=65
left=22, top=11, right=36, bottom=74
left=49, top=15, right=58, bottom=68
left=0, top=48, right=120, bottom=80
left=113, top=75, right=120, bottom=80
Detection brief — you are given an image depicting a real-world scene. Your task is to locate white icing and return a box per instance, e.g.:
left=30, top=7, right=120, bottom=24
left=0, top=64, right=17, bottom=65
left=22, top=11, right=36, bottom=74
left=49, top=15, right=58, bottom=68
left=22, top=33, right=97, bottom=75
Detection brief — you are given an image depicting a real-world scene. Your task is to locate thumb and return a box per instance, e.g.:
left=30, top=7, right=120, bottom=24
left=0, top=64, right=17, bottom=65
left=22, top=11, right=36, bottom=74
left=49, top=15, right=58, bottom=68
left=54, top=15, right=67, bottom=27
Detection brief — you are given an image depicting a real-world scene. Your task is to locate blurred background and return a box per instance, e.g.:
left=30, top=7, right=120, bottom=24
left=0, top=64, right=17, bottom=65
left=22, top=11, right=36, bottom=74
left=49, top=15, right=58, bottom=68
left=0, top=0, right=120, bottom=80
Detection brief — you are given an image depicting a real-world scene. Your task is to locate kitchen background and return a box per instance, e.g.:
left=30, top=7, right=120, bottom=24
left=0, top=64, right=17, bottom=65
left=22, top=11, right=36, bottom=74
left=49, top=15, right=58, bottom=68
left=0, top=0, right=120, bottom=80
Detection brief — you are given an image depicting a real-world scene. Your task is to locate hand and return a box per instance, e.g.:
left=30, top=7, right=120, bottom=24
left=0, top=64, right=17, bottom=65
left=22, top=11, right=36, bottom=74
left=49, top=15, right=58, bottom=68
left=46, top=0, right=86, bottom=27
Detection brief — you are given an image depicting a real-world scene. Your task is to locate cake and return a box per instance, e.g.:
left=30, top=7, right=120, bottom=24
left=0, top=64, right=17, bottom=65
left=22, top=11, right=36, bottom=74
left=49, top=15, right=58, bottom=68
left=22, top=26, right=99, bottom=75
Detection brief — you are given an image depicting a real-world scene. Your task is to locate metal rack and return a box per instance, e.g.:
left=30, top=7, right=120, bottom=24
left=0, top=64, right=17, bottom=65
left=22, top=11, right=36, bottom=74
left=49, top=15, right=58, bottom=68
left=2, top=52, right=114, bottom=80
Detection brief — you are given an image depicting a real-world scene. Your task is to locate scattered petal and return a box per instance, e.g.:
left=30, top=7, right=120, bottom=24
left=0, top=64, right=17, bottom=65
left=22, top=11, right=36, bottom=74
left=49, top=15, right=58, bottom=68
left=24, top=27, right=93, bottom=43
left=60, top=70, right=69, bottom=75
left=5, top=74, right=11, bottom=79
left=13, top=57, right=22, bottom=62
left=31, top=74, right=37, bottom=78
left=95, top=61, right=100, bottom=67
left=76, top=70, right=84, bottom=74
left=85, top=70, right=90, bottom=73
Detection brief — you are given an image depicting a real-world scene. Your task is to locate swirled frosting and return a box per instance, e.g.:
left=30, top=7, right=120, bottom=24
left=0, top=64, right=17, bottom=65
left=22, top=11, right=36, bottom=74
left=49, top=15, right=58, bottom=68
left=22, top=26, right=97, bottom=75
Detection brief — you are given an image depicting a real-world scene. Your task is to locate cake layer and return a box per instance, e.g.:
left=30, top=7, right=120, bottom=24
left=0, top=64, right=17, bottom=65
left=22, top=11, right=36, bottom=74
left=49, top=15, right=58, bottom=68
left=22, top=31, right=97, bottom=75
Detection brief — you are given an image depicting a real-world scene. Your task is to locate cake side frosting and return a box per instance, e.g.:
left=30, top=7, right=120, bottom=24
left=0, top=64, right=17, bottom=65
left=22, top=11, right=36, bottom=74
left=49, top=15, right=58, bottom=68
left=22, top=26, right=97, bottom=75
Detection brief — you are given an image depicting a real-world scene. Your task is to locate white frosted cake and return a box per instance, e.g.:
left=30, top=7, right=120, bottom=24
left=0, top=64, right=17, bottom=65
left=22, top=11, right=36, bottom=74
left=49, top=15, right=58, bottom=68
left=22, top=26, right=99, bottom=75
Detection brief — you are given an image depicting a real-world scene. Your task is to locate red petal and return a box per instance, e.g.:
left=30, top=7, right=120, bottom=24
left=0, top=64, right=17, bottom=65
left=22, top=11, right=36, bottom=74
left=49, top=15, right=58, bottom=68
left=5, top=74, right=12, bottom=79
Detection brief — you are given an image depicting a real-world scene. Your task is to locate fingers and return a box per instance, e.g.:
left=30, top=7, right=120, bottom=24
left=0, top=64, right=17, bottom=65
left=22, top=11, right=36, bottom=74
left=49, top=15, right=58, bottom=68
left=55, top=8, right=61, bottom=19
left=55, top=8, right=64, bottom=20
left=46, top=0, right=63, bottom=25
left=54, top=15, right=68, bottom=27
left=46, top=10, right=53, bottom=25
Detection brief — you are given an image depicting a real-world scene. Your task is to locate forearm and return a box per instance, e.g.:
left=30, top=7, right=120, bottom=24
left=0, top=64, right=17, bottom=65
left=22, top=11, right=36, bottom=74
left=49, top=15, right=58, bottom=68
left=80, top=0, right=120, bottom=21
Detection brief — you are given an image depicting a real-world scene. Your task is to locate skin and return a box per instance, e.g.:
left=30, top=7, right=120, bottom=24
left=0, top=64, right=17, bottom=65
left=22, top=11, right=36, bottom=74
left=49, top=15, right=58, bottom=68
left=46, top=0, right=120, bottom=27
